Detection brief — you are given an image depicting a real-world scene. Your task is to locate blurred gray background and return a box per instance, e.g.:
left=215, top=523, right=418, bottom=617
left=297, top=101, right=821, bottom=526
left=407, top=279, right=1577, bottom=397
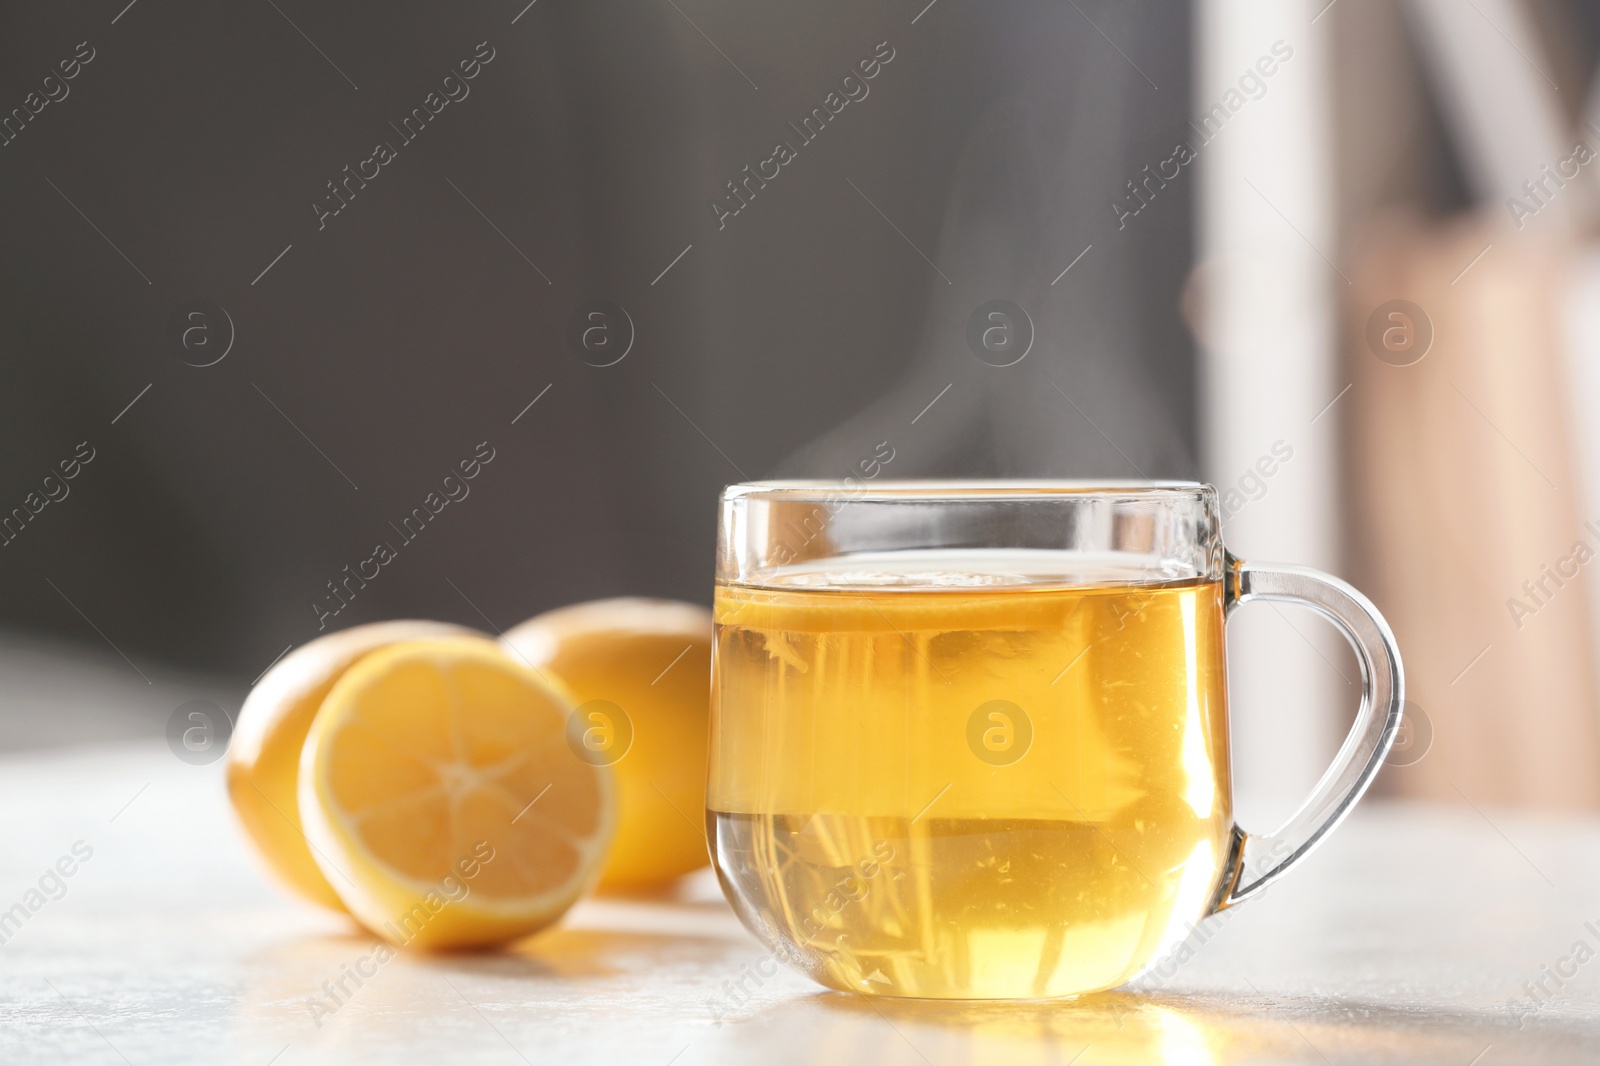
left=0, top=0, right=1194, bottom=745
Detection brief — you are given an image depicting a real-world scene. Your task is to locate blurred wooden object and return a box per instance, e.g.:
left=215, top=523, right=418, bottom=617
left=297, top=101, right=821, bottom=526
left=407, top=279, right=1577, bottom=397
left=1329, top=0, right=1600, bottom=807
left=1347, top=215, right=1600, bottom=808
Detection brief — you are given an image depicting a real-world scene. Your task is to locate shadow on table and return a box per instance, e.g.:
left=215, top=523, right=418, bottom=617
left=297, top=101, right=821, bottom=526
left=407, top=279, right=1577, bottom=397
left=781, top=988, right=1600, bottom=1066
left=227, top=927, right=729, bottom=1056
left=587, top=876, right=728, bottom=908
left=403, top=925, right=739, bottom=984
left=498, top=925, right=737, bottom=979
left=250, top=923, right=733, bottom=987
left=788, top=993, right=1233, bottom=1065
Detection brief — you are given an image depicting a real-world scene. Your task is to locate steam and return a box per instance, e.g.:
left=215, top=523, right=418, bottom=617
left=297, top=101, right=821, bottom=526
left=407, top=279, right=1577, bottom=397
left=776, top=8, right=1194, bottom=483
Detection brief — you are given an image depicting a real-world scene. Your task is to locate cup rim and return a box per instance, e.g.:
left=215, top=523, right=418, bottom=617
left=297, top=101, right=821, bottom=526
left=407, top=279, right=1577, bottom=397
left=722, top=479, right=1214, bottom=502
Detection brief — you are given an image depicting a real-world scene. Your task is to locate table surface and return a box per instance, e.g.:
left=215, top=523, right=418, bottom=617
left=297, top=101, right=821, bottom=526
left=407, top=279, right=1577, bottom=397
left=2, top=742, right=1598, bottom=1065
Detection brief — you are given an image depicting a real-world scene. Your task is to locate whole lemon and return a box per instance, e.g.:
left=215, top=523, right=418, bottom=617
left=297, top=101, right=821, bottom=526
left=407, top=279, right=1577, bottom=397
left=502, top=598, right=711, bottom=889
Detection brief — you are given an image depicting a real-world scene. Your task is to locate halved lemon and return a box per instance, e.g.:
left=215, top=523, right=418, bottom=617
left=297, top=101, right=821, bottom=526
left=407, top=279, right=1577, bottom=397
left=227, top=620, right=481, bottom=910
left=502, top=598, right=712, bottom=889
left=298, top=637, right=615, bottom=948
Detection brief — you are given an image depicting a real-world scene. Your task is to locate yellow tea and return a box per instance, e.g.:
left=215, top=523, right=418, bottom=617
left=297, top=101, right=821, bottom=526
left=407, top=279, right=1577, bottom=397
left=708, top=552, right=1232, bottom=998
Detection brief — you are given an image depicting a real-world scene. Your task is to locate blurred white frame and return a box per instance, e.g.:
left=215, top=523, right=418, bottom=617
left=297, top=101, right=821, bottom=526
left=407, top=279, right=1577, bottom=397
left=1195, top=0, right=1344, bottom=826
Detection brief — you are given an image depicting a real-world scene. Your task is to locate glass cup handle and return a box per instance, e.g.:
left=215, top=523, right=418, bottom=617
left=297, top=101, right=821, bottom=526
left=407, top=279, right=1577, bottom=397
left=1209, top=555, right=1405, bottom=911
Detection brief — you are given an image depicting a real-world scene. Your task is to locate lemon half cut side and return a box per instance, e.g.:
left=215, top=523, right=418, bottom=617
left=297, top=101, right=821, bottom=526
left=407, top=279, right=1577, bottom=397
left=299, top=637, right=616, bottom=948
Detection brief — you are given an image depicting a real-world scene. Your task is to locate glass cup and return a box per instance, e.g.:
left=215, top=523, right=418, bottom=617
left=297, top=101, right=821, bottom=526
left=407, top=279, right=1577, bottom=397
left=708, top=481, right=1403, bottom=1000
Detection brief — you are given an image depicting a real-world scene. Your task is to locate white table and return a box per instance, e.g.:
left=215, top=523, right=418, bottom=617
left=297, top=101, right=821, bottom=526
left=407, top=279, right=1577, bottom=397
left=2, top=742, right=1597, bottom=1064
